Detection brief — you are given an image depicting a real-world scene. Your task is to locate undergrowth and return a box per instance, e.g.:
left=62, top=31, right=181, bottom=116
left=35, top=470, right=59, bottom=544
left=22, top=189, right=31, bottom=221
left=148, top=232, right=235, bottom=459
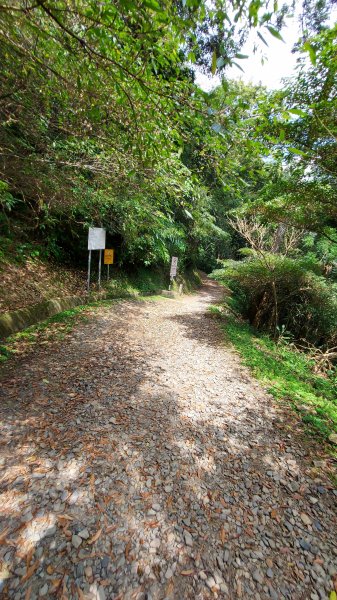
left=104, top=268, right=201, bottom=299
left=209, top=306, right=337, bottom=444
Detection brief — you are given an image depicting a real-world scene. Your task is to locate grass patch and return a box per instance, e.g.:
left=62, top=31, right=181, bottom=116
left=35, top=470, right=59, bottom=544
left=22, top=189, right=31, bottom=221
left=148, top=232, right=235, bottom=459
left=211, top=307, right=337, bottom=443
left=0, top=304, right=91, bottom=364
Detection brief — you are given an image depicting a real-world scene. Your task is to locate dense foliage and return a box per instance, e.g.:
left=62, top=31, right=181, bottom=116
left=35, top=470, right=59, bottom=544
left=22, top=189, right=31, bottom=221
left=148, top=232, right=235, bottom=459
left=209, top=3, right=337, bottom=361
left=0, top=0, right=284, bottom=267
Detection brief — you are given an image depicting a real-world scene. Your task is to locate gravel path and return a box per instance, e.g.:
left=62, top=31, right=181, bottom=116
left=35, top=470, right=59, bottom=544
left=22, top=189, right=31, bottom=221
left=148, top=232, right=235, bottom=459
left=0, top=279, right=336, bottom=600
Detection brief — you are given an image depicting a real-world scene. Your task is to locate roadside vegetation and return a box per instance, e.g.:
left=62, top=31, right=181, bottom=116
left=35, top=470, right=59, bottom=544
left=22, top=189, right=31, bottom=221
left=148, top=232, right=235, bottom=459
left=211, top=307, right=337, bottom=444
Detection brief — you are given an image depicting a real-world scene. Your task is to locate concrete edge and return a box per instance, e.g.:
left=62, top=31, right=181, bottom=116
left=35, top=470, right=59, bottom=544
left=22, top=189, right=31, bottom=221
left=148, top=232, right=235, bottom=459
left=0, top=296, right=85, bottom=340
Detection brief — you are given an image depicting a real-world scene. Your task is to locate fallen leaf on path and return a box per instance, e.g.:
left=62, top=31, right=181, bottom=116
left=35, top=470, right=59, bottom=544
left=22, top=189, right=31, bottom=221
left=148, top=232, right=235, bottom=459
left=21, top=560, right=39, bottom=584
left=0, top=527, right=11, bottom=544
left=103, top=495, right=115, bottom=505
left=88, top=528, right=102, bottom=544
left=181, top=570, right=194, bottom=576
left=77, top=586, right=85, bottom=600
left=61, top=574, right=68, bottom=599
left=147, top=521, right=159, bottom=528
left=105, top=525, right=116, bottom=534
left=50, top=579, right=62, bottom=592
left=125, top=540, right=131, bottom=560
left=220, top=526, right=226, bottom=543
left=26, top=548, right=34, bottom=569
left=166, top=581, right=174, bottom=596
left=270, top=509, right=280, bottom=521
left=25, top=585, right=32, bottom=600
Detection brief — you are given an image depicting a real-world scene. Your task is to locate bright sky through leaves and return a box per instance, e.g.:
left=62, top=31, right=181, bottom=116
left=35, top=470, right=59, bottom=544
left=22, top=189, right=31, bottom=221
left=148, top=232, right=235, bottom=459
left=195, top=5, right=337, bottom=91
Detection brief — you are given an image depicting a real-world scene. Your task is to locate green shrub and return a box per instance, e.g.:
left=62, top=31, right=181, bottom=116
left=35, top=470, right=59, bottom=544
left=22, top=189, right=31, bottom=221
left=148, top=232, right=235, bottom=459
left=212, top=253, right=337, bottom=348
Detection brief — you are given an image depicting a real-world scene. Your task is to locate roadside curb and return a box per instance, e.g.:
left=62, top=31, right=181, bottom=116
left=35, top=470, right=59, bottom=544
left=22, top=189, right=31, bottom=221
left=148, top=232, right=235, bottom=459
left=0, top=296, right=85, bottom=340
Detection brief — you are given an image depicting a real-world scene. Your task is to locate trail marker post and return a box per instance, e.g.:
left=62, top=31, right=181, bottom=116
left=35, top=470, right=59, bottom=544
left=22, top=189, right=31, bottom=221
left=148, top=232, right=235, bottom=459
left=87, top=227, right=106, bottom=293
left=169, top=256, right=178, bottom=290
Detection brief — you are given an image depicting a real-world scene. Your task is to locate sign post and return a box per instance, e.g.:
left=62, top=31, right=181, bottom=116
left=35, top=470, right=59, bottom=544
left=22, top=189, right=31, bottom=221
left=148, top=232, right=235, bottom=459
left=98, top=249, right=102, bottom=290
left=169, top=256, right=178, bottom=290
left=87, top=250, right=92, bottom=293
left=104, top=249, right=114, bottom=281
left=87, top=227, right=106, bottom=293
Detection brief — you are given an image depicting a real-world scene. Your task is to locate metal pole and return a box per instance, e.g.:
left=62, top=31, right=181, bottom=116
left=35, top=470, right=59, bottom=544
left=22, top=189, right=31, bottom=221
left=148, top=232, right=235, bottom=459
left=87, top=250, right=92, bottom=293
left=107, top=264, right=110, bottom=281
left=98, top=249, right=102, bottom=290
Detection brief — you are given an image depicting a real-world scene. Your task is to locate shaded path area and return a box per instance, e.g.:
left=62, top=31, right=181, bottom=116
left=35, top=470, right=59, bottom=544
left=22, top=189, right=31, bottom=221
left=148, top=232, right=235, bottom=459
left=0, top=279, right=336, bottom=600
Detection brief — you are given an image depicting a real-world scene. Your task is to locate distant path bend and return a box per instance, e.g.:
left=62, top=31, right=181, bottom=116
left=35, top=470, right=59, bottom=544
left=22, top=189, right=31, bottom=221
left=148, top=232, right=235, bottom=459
left=0, top=277, right=336, bottom=600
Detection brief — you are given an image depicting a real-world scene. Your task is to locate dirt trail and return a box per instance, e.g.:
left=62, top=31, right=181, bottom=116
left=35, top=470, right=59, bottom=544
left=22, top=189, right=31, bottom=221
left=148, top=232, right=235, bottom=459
left=0, top=279, right=336, bottom=600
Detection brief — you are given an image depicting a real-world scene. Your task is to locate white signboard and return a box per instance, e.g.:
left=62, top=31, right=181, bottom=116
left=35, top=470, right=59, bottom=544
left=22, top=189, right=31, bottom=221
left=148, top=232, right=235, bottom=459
left=88, top=227, right=106, bottom=250
left=170, top=256, right=178, bottom=277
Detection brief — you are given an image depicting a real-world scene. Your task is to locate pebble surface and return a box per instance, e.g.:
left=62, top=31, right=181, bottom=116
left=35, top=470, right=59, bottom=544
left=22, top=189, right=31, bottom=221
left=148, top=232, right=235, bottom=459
left=0, top=278, right=336, bottom=599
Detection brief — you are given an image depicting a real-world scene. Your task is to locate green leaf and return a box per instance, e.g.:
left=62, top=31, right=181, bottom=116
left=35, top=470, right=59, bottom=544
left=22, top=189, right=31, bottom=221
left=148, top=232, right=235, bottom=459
left=288, top=146, right=306, bottom=156
left=288, top=108, right=307, bottom=118
left=211, top=50, right=217, bottom=75
left=235, top=53, right=249, bottom=60
left=266, top=25, right=284, bottom=42
left=232, top=61, right=245, bottom=73
left=303, top=41, right=317, bottom=65
left=248, top=0, right=260, bottom=24
left=143, top=0, right=161, bottom=11
left=257, top=31, right=269, bottom=47
left=330, top=592, right=337, bottom=600
left=216, top=56, right=226, bottom=68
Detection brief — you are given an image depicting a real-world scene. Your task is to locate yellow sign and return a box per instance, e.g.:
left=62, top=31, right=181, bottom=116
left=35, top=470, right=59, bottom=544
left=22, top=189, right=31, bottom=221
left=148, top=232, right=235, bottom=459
left=104, top=249, right=114, bottom=265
